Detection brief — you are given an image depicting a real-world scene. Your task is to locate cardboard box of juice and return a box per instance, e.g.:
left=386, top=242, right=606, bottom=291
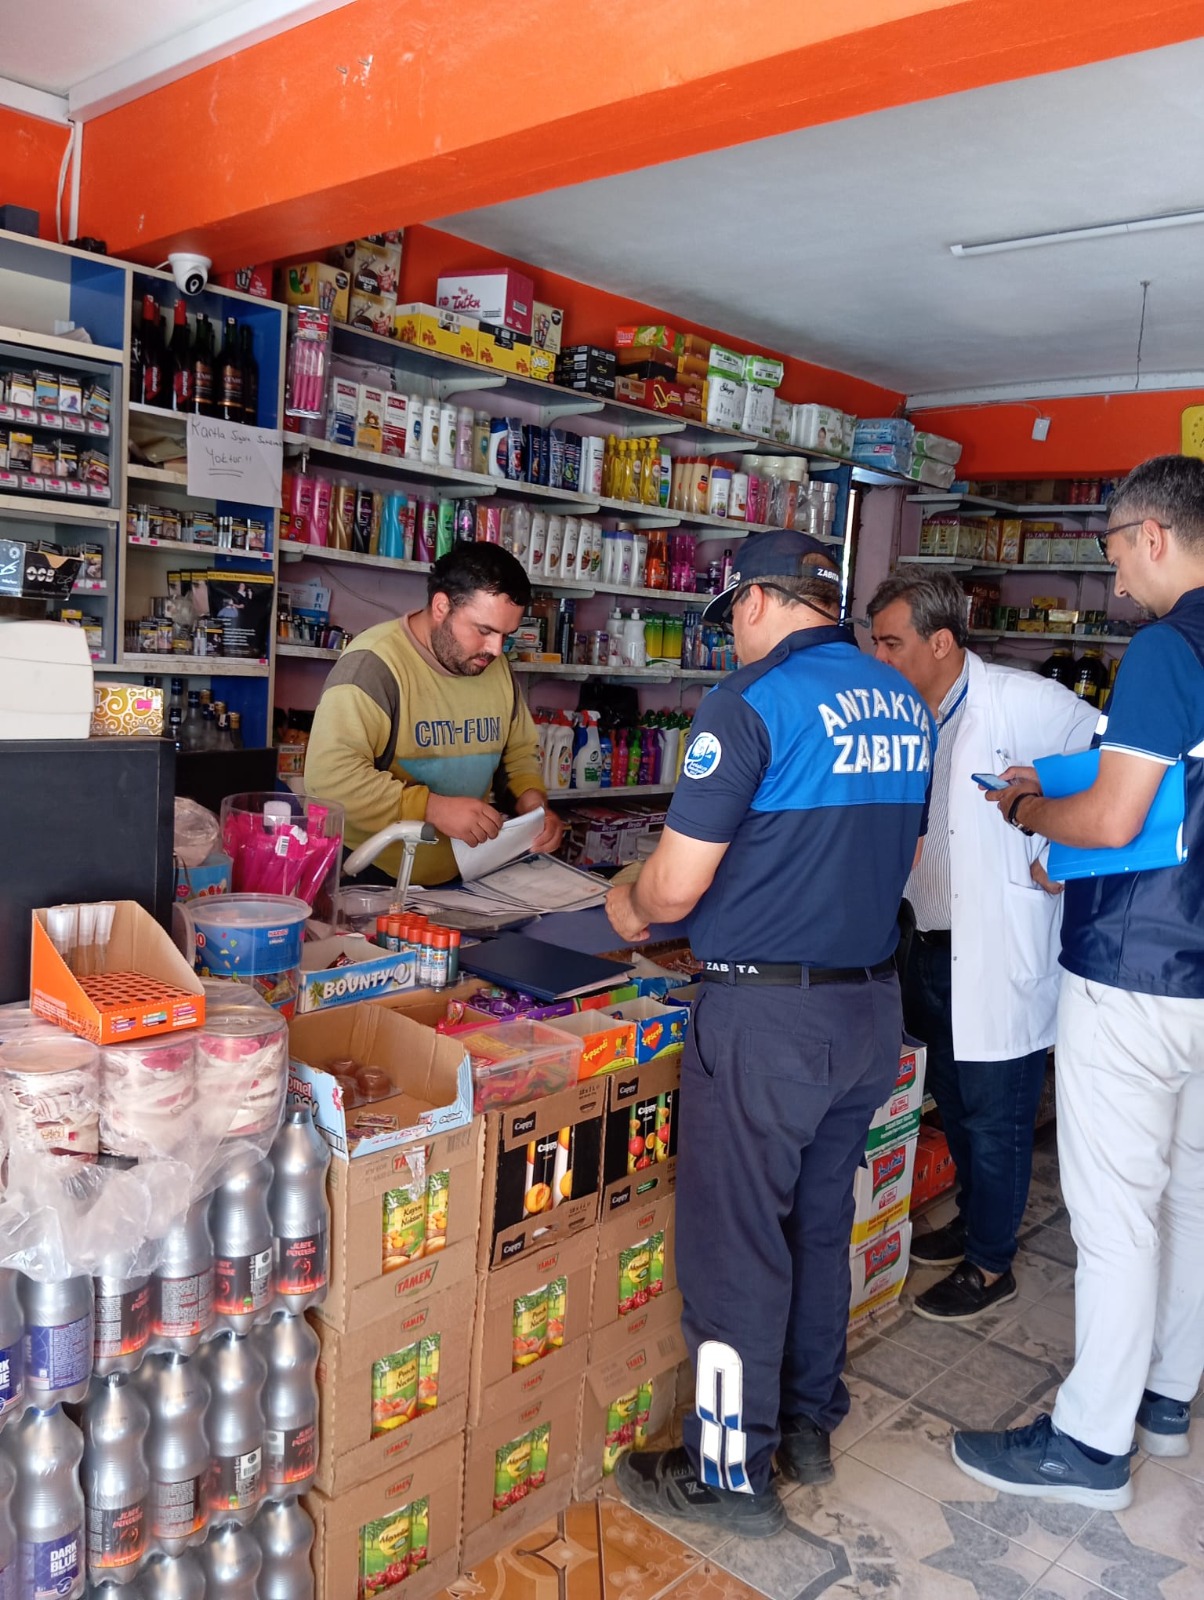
left=850, top=1135, right=917, bottom=1247
left=546, top=1009, right=638, bottom=1081
left=393, top=304, right=480, bottom=362
left=849, top=1219, right=911, bottom=1329
left=461, top=1371, right=582, bottom=1570
left=576, top=1321, right=688, bottom=1499
left=864, top=1038, right=927, bottom=1152
left=305, top=1431, right=461, bottom=1600
left=478, top=1079, right=605, bottom=1270
left=608, top=998, right=690, bottom=1066
left=280, top=261, right=351, bottom=323
left=313, top=1275, right=475, bottom=1496
left=468, top=1226, right=596, bottom=1425
left=591, top=1193, right=677, bottom=1356
left=30, top=901, right=205, bottom=1045
left=599, top=1053, right=679, bottom=1220
left=437, top=270, right=534, bottom=335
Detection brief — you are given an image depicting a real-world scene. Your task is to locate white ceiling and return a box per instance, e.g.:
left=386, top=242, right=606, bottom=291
left=0, top=0, right=352, bottom=119
left=437, top=39, right=1204, bottom=402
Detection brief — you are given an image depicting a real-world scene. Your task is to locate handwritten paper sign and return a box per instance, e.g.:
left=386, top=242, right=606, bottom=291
left=187, top=415, right=283, bottom=507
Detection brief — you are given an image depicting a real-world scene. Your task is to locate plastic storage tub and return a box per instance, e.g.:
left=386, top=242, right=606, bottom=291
left=442, top=1017, right=583, bottom=1113
left=187, top=893, right=311, bottom=1019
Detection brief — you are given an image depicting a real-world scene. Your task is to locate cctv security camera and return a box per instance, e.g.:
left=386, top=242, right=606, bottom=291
left=168, top=252, right=211, bottom=297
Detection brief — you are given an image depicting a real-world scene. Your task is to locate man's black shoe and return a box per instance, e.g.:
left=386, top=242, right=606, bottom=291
left=777, top=1416, right=835, bottom=1485
left=910, top=1218, right=966, bottom=1267
left=913, top=1261, right=1018, bottom=1323
left=614, top=1446, right=785, bottom=1538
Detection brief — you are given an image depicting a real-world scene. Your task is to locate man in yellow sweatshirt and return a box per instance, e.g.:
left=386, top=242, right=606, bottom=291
left=305, top=544, right=562, bottom=884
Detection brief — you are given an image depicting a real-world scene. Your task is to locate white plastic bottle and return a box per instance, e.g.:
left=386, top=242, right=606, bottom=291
left=572, top=713, right=603, bottom=790
left=623, top=610, right=647, bottom=669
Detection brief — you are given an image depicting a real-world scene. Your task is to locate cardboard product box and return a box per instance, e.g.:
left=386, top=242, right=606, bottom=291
left=705, top=376, right=747, bottom=431
left=554, top=372, right=615, bottom=398
left=280, top=261, right=351, bottom=322
left=742, top=354, right=785, bottom=389
left=576, top=1320, right=689, bottom=1499
left=479, top=1079, right=606, bottom=1270
left=532, top=302, right=564, bottom=353
left=529, top=348, right=557, bottom=383
left=599, top=1052, right=679, bottom=1221
left=591, top=1193, right=677, bottom=1356
left=912, top=1124, right=956, bottom=1211
left=91, top=681, right=163, bottom=737
left=741, top=382, right=776, bottom=438
left=615, top=325, right=681, bottom=354
left=468, top=1226, right=596, bottom=1425
left=348, top=289, right=397, bottom=337
left=1023, top=534, right=1051, bottom=565
left=462, top=1371, right=582, bottom=1570
left=306, top=1431, right=461, bottom=1600
left=437, top=270, right=534, bottom=335
left=556, top=344, right=617, bottom=376
left=547, top=1009, right=638, bottom=1081
left=477, top=326, right=535, bottom=377
left=333, top=236, right=404, bottom=298
left=850, top=1135, right=917, bottom=1247
left=608, top=998, right=690, bottom=1066
left=314, top=1275, right=476, bottom=1496
left=211, top=264, right=273, bottom=299
left=849, top=1219, right=911, bottom=1328
left=614, top=375, right=701, bottom=416
left=393, top=304, right=480, bottom=362
left=998, top=519, right=1024, bottom=564
left=864, top=1038, right=927, bottom=1153
left=298, top=938, right=419, bottom=1015
left=288, top=1004, right=480, bottom=1331
left=30, top=900, right=204, bottom=1044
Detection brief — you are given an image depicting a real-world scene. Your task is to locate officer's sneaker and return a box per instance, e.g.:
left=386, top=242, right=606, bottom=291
left=1135, top=1389, right=1193, bottom=1457
left=913, top=1262, right=1017, bottom=1323
left=614, top=1447, right=785, bottom=1539
left=910, top=1218, right=966, bottom=1267
left=777, top=1417, right=835, bottom=1485
left=951, top=1413, right=1134, bottom=1510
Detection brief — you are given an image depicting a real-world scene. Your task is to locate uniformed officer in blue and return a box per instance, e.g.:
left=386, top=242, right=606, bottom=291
left=605, top=528, right=935, bottom=1537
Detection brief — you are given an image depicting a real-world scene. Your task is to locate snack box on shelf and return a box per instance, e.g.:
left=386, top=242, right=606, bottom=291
left=279, top=261, right=351, bottom=323
left=468, top=1227, right=596, bottom=1426
left=576, top=1320, right=688, bottom=1500
left=849, top=1219, right=912, bottom=1328
left=30, top=900, right=205, bottom=1044
left=313, top=1275, right=476, bottom=1497
left=864, top=1038, right=927, bottom=1152
left=532, top=302, right=564, bottom=354
left=91, top=682, right=163, bottom=737
left=477, top=325, right=535, bottom=378
left=392, top=304, right=480, bottom=362
left=298, top=936, right=419, bottom=1014
left=305, top=1431, right=462, bottom=1600
left=850, top=1134, right=918, bottom=1247
left=461, top=1372, right=582, bottom=1571
left=437, top=269, right=535, bottom=336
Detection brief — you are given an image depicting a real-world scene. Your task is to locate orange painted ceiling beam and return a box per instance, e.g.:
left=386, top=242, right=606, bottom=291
left=81, top=0, right=1204, bottom=269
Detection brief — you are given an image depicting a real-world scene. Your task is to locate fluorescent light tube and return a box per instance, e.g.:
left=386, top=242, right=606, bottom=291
left=951, top=209, right=1204, bottom=256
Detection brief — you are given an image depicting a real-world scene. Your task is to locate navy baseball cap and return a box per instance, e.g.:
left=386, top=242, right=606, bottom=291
left=701, top=529, right=842, bottom=625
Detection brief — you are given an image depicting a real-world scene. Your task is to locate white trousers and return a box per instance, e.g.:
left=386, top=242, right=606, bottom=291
left=1052, top=972, right=1204, bottom=1455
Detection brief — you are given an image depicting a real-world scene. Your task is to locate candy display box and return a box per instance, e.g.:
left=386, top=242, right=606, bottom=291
left=30, top=900, right=205, bottom=1044
left=313, top=1275, right=476, bottom=1496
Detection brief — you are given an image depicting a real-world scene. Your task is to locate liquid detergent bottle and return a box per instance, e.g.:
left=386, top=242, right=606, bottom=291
left=611, top=730, right=629, bottom=788
left=627, top=726, right=642, bottom=786
left=599, top=730, right=613, bottom=787
left=623, top=610, right=647, bottom=668
left=544, top=720, right=574, bottom=793
left=572, top=713, right=603, bottom=790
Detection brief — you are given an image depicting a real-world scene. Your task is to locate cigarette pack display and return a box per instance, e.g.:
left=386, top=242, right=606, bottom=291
left=850, top=1135, right=917, bottom=1246
left=864, top=1038, right=927, bottom=1152
left=461, top=1374, right=581, bottom=1570
left=577, top=1322, right=688, bottom=1498
left=599, top=1052, right=680, bottom=1219
left=392, top=304, right=480, bottom=362
left=30, top=900, right=205, bottom=1045
left=849, top=1219, right=912, bottom=1327
left=478, top=1078, right=605, bottom=1270
left=305, top=1431, right=462, bottom=1600
left=313, top=1276, right=475, bottom=1496
left=468, top=1227, right=595, bottom=1425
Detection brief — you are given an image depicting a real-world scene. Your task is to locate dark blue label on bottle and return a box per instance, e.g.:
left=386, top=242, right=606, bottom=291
left=24, top=1314, right=91, bottom=1392
left=0, top=1337, right=21, bottom=1416
left=20, top=1527, right=82, bottom=1599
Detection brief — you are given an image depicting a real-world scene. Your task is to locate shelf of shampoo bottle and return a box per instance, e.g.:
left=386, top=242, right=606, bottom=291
left=509, top=661, right=725, bottom=683
left=285, top=434, right=596, bottom=508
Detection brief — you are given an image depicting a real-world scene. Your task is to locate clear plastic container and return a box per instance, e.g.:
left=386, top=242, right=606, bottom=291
left=443, top=1018, right=583, bottom=1113
left=219, top=792, right=343, bottom=922
left=188, top=893, right=311, bottom=1020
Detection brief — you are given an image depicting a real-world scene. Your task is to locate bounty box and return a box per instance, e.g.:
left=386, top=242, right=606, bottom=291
left=296, top=936, right=419, bottom=1014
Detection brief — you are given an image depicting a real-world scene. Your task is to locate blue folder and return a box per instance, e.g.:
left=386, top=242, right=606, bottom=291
left=1033, top=748, right=1187, bottom=881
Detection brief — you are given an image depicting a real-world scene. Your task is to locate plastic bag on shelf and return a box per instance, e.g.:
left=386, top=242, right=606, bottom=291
left=174, top=796, right=221, bottom=869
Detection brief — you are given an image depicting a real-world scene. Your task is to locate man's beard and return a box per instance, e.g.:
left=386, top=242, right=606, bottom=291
left=429, top=615, right=490, bottom=675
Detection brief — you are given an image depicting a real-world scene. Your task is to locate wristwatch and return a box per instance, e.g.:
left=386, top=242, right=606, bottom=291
left=1006, top=792, right=1035, bottom=836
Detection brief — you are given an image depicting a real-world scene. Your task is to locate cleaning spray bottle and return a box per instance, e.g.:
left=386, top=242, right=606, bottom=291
left=572, top=711, right=602, bottom=791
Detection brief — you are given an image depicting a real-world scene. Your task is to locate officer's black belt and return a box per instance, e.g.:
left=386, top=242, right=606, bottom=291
left=700, top=958, right=896, bottom=987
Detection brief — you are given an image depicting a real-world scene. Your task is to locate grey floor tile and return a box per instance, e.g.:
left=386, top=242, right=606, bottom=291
left=1013, top=1255, right=1075, bottom=1305
left=830, top=1373, right=907, bottom=1454
left=1022, top=1566, right=1128, bottom=1599
left=911, top=1367, right=1034, bottom=1432
left=1019, top=1225, right=1078, bottom=1270
left=1022, top=1181, right=1068, bottom=1229
left=846, top=1334, right=946, bottom=1401
left=881, top=1312, right=985, bottom=1366
left=962, top=1340, right=1063, bottom=1404
left=989, top=1303, right=1076, bottom=1381
left=1056, top=1462, right=1204, bottom=1598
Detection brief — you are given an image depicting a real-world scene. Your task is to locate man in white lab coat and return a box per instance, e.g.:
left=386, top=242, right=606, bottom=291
left=869, top=571, right=1096, bottom=1321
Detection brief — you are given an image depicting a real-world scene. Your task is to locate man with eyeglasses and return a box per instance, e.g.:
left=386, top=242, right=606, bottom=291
left=603, top=528, right=934, bottom=1536
left=951, top=454, right=1204, bottom=1510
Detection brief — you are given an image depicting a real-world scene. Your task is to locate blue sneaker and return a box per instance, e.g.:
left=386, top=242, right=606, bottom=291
left=951, top=1413, right=1134, bottom=1510
left=1135, top=1390, right=1192, bottom=1458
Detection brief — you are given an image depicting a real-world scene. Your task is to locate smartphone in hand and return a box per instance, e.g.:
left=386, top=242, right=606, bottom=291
left=971, top=772, right=1010, bottom=791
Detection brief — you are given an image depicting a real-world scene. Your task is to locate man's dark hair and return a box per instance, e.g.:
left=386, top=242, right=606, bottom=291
left=1107, top=455, right=1204, bottom=551
left=866, top=568, right=969, bottom=647
left=427, top=543, right=531, bottom=611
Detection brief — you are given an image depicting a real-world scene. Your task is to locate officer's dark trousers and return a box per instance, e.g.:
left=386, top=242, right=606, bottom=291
left=677, top=972, right=902, bottom=1494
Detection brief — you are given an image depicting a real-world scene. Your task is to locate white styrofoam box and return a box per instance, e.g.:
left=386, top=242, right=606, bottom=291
left=0, top=619, right=93, bottom=740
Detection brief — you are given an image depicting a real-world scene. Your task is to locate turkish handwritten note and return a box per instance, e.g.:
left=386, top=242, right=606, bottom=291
left=187, top=415, right=283, bottom=506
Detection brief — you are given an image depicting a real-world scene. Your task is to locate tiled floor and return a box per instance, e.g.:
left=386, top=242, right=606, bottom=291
left=450, top=1131, right=1204, bottom=1600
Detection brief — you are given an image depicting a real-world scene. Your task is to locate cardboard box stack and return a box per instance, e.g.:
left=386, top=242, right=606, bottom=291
left=848, top=1037, right=927, bottom=1327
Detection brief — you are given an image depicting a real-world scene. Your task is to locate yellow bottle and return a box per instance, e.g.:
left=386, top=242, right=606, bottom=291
left=602, top=435, right=618, bottom=499
left=628, top=439, right=642, bottom=504
left=642, top=438, right=660, bottom=505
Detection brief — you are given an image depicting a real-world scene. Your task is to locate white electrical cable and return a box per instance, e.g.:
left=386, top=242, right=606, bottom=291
left=54, top=121, right=76, bottom=243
